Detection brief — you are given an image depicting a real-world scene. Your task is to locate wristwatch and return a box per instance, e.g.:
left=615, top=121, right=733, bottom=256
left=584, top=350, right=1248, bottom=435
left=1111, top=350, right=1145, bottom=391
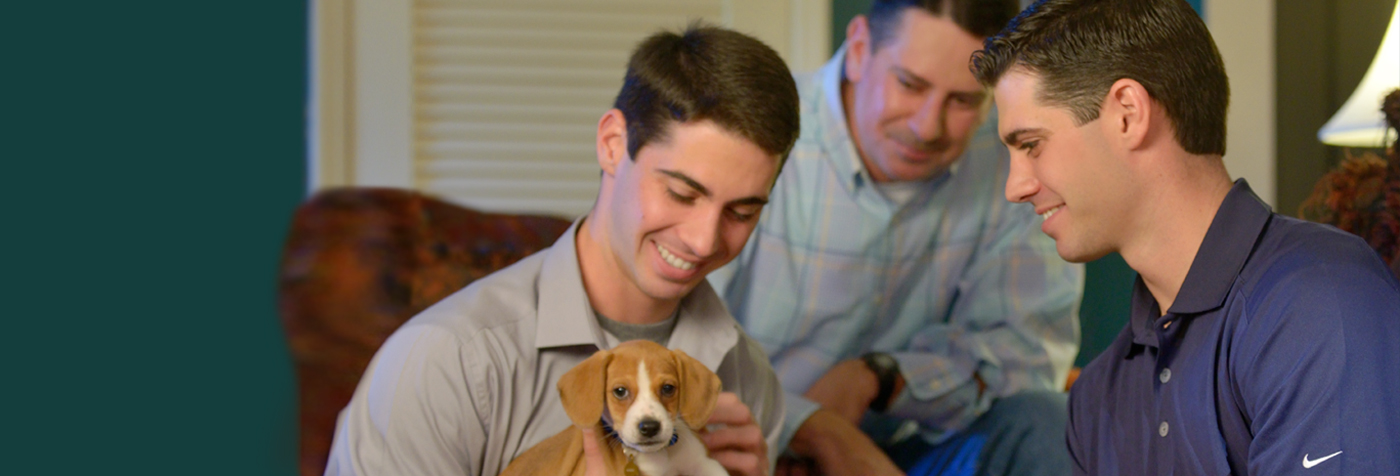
left=860, top=352, right=900, bottom=413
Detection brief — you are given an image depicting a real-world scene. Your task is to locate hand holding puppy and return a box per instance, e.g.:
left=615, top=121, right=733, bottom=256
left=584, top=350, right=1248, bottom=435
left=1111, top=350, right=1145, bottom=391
left=701, top=392, right=768, bottom=476
left=581, top=427, right=608, bottom=476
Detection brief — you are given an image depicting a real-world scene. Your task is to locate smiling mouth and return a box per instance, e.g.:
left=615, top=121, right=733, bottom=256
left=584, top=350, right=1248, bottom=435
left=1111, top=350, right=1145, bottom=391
left=656, top=243, right=696, bottom=270
left=1040, top=205, right=1063, bottom=220
left=888, top=132, right=948, bottom=161
left=895, top=142, right=943, bottom=162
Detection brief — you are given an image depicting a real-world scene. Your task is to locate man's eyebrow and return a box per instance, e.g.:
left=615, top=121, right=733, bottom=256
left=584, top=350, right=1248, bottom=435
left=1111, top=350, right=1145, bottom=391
left=952, top=90, right=988, bottom=103
left=729, top=196, right=769, bottom=207
left=891, top=66, right=931, bottom=88
left=659, top=170, right=711, bottom=197
left=1002, top=128, right=1046, bottom=146
left=893, top=65, right=985, bottom=101
left=659, top=169, right=769, bottom=206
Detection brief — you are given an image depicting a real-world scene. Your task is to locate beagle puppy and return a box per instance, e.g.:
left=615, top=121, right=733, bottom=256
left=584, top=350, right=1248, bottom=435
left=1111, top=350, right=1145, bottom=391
left=500, top=340, right=727, bottom=476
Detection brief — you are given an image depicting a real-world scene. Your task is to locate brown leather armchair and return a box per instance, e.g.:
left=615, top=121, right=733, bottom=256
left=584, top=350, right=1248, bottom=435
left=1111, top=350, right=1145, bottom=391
left=277, top=188, right=571, bottom=476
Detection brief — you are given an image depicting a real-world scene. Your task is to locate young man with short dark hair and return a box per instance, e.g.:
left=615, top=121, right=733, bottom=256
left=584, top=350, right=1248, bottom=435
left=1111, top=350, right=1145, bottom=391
left=710, top=1, right=1086, bottom=474
left=973, top=0, right=1400, bottom=473
left=324, top=25, right=799, bottom=476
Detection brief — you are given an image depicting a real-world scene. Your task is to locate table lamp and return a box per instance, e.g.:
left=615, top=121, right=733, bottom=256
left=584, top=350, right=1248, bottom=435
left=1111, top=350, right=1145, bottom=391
left=1317, top=2, right=1399, bottom=147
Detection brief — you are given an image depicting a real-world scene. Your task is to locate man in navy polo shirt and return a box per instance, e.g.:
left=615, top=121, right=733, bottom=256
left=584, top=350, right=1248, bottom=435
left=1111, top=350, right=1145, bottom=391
left=970, top=0, right=1400, bottom=474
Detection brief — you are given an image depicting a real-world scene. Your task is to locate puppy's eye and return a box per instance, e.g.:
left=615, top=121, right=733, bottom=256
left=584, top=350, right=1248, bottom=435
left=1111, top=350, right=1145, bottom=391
left=659, top=384, right=676, bottom=397
left=612, top=387, right=630, bottom=399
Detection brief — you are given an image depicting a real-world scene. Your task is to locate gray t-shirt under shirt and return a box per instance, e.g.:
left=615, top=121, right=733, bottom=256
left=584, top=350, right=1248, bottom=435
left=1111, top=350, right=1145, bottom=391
left=595, top=311, right=679, bottom=347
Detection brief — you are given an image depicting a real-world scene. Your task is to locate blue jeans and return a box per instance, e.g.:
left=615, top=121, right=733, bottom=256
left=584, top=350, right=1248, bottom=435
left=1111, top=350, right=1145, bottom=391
left=873, top=390, right=1071, bottom=476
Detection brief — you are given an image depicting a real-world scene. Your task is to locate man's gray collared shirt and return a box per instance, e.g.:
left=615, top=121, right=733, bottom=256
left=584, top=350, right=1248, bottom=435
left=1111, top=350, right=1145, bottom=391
left=325, top=220, right=785, bottom=476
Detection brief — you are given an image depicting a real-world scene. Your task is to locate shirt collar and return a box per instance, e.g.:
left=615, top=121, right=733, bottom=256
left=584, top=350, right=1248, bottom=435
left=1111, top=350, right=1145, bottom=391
left=815, top=44, right=866, bottom=194
left=669, top=277, right=740, bottom=371
left=1127, top=276, right=1161, bottom=348
left=1170, top=179, right=1272, bottom=314
left=534, top=217, right=739, bottom=371
left=535, top=218, right=611, bottom=350
left=1127, top=179, right=1272, bottom=347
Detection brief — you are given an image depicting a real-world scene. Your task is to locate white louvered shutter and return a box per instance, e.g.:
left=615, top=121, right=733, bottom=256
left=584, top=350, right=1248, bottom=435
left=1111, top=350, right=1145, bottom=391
left=313, top=1, right=828, bottom=210
left=412, top=0, right=727, bottom=218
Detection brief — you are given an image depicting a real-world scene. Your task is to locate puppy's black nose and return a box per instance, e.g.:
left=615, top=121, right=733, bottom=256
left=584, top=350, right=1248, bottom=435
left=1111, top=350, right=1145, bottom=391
left=638, top=419, right=661, bottom=438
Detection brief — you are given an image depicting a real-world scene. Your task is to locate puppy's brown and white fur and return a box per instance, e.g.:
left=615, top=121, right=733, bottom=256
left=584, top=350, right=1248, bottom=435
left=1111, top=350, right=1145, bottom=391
left=500, top=340, right=726, bottom=476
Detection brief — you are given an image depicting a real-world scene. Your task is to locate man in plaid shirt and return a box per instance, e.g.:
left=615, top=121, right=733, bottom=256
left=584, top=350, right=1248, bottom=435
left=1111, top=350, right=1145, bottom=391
left=708, top=1, right=1084, bottom=474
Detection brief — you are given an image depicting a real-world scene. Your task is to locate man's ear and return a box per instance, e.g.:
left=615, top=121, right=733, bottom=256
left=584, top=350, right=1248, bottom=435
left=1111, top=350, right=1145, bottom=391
left=672, top=349, right=721, bottom=431
left=596, top=109, right=628, bottom=176
left=1104, top=78, right=1153, bottom=150
left=558, top=349, right=614, bottom=429
left=843, top=15, right=872, bottom=84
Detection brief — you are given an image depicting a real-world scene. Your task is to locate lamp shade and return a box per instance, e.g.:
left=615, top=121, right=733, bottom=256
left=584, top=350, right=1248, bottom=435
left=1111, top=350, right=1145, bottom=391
left=1318, top=2, right=1399, bottom=147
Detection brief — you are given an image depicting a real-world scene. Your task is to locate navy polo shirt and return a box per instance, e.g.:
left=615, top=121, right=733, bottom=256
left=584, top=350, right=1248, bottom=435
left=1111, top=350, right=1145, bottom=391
left=1067, top=179, right=1400, bottom=475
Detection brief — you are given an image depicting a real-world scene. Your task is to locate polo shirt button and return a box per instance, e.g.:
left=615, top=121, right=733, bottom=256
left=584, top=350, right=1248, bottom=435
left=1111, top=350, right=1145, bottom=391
left=1159, top=421, right=1169, bottom=437
left=1159, top=368, right=1172, bottom=383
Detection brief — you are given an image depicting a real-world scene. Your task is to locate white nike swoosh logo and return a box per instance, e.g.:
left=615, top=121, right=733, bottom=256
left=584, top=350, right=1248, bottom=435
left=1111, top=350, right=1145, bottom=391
left=1302, top=450, right=1343, bottom=468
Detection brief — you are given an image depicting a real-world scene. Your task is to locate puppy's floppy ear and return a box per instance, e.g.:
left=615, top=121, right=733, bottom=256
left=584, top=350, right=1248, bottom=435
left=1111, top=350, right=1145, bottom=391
left=673, top=349, right=721, bottom=430
left=558, top=349, right=613, bottom=428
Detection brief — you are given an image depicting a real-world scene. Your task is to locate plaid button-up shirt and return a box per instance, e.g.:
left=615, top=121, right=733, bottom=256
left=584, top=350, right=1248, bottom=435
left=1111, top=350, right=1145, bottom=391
left=708, top=49, right=1084, bottom=450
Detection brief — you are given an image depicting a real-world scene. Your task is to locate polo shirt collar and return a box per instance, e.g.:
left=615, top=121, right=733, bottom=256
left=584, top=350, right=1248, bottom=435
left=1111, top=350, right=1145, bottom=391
left=1128, top=179, right=1272, bottom=347
left=533, top=216, right=739, bottom=371
left=1127, top=276, right=1161, bottom=348
left=1171, top=179, right=1272, bottom=313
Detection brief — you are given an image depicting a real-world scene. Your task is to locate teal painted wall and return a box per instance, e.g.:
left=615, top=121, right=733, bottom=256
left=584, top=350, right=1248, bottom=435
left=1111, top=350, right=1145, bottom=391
left=1187, top=0, right=1204, bottom=15
left=831, top=0, right=874, bottom=51
left=1075, top=255, right=1135, bottom=367
left=828, top=0, right=1136, bottom=367
left=10, top=1, right=304, bottom=473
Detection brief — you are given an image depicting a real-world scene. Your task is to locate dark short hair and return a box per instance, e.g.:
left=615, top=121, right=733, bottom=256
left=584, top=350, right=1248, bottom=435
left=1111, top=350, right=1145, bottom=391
left=868, top=0, right=1021, bottom=50
left=612, top=24, right=800, bottom=163
left=970, top=0, right=1229, bottom=155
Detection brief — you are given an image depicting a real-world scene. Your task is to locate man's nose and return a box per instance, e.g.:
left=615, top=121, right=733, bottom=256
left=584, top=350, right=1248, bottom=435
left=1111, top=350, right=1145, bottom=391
left=680, top=208, right=723, bottom=258
left=909, top=94, right=947, bottom=142
left=1004, top=154, right=1039, bottom=203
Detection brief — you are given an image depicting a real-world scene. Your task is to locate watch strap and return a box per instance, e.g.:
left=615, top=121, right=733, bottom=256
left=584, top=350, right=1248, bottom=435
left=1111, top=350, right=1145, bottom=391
left=861, top=352, right=899, bottom=413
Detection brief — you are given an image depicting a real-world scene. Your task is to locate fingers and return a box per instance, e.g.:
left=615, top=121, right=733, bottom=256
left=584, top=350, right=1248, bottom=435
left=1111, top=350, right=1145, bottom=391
left=703, top=423, right=765, bottom=453
left=706, top=425, right=767, bottom=476
left=705, top=394, right=768, bottom=476
left=710, top=449, right=766, bottom=476
left=707, top=392, right=755, bottom=426
left=580, top=427, right=606, bottom=476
